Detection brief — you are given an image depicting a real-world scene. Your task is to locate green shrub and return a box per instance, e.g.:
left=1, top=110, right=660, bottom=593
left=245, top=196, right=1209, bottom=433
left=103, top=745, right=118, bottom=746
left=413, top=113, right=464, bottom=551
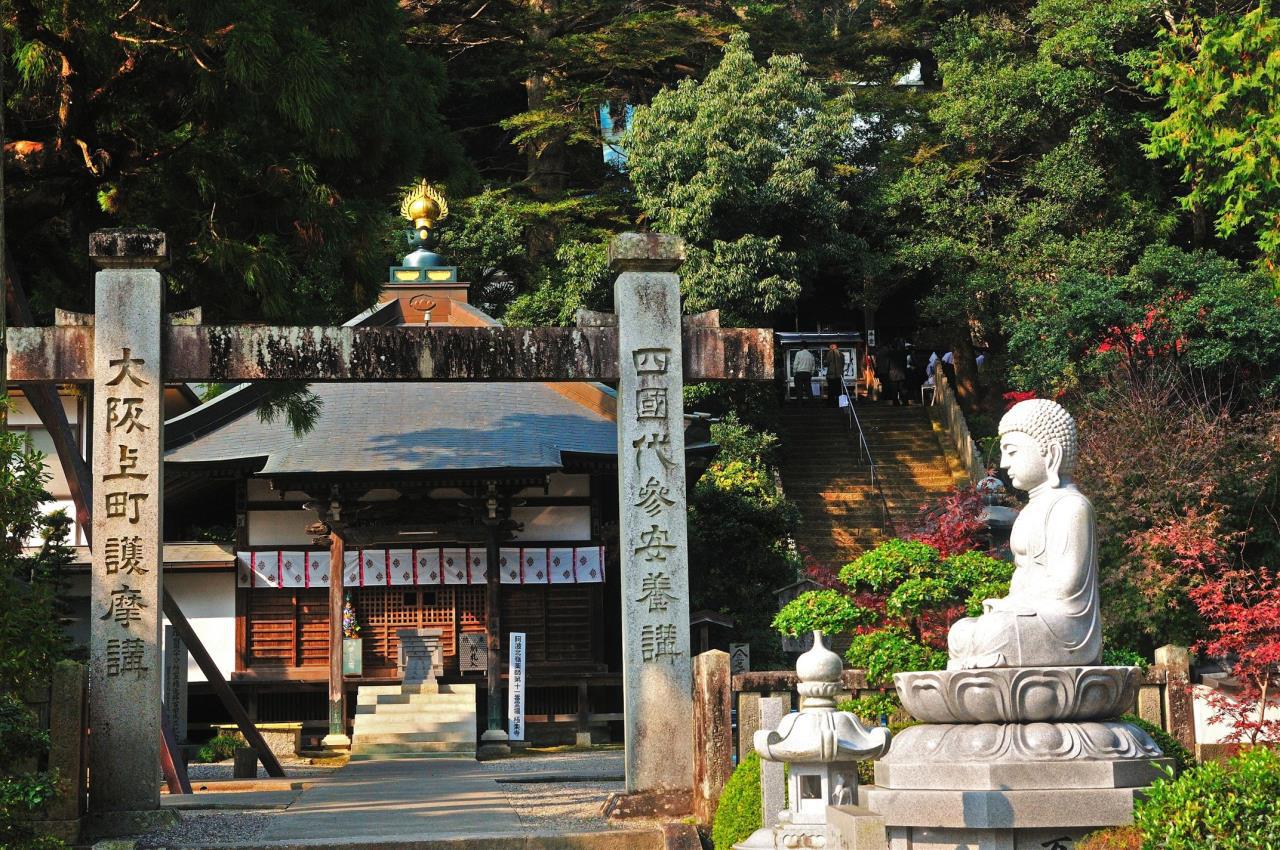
left=1133, top=745, right=1280, bottom=848
left=1077, top=826, right=1142, bottom=850
left=839, top=540, right=941, bottom=591
left=196, top=734, right=242, bottom=763
left=772, top=590, right=874, bottom=638
left=1122, top=714, right=1195, bottom=776
left=839, top=692, right=900, bottom=724
left=712, top=751, right=762, bottom=849
left=846, top=626, right=946, bottom=688
left=1102, top=647, right=1149, bottom=670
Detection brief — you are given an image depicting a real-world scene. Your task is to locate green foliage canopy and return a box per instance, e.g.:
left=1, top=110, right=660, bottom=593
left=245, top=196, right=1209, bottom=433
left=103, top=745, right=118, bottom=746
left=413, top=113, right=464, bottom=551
left=689, top=414, right=799, bottom=667
left=6, top=0, right=465, bottom=323
left=626, top=33, right=863, bottom=325
left=1146, top=0, right=1280, bottom=274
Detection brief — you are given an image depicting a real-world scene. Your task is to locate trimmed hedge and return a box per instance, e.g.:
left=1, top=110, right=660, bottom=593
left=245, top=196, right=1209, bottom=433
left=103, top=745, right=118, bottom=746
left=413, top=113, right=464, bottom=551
left=1134, top=745, right=1280, bottom=848
left=712, top=751, right=762, bottom=849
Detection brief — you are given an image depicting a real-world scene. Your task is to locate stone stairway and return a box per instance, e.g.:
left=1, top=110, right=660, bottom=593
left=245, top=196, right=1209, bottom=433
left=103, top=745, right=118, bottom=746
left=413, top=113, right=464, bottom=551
left=349, top=682, right=477, bottom=759
left=779, top=403, right=965, bottom=571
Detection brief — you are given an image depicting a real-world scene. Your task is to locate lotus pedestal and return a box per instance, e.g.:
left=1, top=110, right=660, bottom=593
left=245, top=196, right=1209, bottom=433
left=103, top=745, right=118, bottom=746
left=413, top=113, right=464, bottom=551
left=863, top=666, right=1170, bottom=850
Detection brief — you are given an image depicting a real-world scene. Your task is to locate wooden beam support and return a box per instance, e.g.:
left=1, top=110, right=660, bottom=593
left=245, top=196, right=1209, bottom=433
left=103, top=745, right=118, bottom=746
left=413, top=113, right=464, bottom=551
left=7, top=324, right=775, bottom=383
left=161, top=589, right=286, bottom=778
left=160, top=715, right=192, bottom=795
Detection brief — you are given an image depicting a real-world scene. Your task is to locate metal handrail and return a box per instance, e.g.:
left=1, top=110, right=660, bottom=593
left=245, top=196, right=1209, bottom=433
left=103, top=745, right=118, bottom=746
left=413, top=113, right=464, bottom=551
left=839, top=370, right=896, bottom=535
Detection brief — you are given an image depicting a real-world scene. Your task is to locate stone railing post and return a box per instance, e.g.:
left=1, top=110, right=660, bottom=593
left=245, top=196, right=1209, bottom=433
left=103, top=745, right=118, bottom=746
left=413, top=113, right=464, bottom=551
left=1155, top=644, right=1196, bottom=753
left=86, top=229, right=169, bottom=833
left=693, top=650, right=732, bottom=824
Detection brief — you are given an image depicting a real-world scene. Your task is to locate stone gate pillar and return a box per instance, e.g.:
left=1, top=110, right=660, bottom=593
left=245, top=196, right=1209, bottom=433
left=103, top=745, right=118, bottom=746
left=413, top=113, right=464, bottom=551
left=612, top=233, right=694, bottom=801
left=88, top=229, right=167, bottom=821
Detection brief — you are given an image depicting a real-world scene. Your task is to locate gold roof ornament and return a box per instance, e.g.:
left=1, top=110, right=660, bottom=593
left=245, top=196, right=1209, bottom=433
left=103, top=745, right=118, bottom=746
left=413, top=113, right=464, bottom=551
left=400, top=180, right=449, bottom=232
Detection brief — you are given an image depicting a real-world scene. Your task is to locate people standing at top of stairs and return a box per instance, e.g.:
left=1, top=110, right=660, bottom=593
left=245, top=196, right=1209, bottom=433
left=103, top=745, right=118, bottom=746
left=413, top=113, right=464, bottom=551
left=793, top=348, right=817, bottom=405
left=883, top=340, right=910, bottom=406
left=824, top=344, right=846, bottom=407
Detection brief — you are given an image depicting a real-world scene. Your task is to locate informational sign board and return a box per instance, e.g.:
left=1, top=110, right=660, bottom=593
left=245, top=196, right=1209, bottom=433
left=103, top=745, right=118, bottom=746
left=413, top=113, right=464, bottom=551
left=729, top=643, right=751, bottom=676
left=342, top=638, right=363, bottom=676
left=508, top=632, right=527, bottom=741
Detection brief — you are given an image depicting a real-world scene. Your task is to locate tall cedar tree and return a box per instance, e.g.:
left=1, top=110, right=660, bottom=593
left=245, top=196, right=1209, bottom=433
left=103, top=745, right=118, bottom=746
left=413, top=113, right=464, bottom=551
left=5, top=0, right=466, bottom=324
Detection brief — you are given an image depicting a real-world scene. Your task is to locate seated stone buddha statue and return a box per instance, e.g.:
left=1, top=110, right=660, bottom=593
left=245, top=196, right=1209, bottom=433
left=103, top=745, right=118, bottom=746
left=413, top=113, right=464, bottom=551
left=947, top=399, right=1102, bottom=670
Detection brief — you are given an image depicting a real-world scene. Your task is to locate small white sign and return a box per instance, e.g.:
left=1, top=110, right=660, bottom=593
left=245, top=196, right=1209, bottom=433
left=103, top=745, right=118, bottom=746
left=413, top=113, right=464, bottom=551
left=730, top=643, right=751, bottom=675
left=508, top=632, right=527, bottom=741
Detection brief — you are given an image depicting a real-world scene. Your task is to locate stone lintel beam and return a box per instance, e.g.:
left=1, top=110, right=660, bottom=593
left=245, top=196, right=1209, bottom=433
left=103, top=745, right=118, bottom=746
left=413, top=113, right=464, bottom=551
left=89, top=228, right=169, bottom=269
left=7, top=324, right=774, bottom=382
left=608, top=232, right=686, bottom=272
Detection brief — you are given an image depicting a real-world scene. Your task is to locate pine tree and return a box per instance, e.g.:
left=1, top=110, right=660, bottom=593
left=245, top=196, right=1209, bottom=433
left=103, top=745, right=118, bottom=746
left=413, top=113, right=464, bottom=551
left=5, top=0, right=467, bottom=323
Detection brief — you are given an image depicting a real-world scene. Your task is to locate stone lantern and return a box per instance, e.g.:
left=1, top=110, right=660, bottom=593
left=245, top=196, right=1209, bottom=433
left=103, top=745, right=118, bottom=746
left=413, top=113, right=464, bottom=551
left=736, top=631, right=891, bottom=849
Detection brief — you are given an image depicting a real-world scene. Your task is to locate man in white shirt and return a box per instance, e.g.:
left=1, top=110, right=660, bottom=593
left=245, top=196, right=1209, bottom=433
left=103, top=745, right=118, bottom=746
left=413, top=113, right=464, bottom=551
left=793, top=348, right=817, bottom=404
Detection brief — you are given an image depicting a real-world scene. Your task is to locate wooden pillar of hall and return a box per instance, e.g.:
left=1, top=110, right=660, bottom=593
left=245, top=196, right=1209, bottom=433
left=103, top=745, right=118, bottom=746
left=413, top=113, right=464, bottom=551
left=324, top=530, right=349, bottom=749
left=478, top=494, right=511, bottom=758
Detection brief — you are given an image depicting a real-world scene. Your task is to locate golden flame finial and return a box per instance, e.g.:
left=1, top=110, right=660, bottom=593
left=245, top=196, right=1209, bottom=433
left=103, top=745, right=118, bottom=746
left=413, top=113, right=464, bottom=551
left=400, top=179, right=449, bottom=230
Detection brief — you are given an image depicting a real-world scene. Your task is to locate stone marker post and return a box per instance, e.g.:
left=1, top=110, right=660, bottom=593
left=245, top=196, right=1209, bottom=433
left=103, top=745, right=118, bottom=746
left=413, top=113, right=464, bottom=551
left=613, top=232, right=694, bottom=800
left=163, top=625, right=189, bottom=743
left=1156, top=643, right=1196, bottom=753
left=88, top=229, right=167, bottom=818
left=759, top=695, right=788, bottom=829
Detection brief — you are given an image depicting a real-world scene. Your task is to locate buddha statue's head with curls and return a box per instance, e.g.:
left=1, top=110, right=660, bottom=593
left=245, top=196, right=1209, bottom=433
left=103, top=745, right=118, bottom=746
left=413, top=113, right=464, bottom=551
left=997, top=399, right=1078, bottom=492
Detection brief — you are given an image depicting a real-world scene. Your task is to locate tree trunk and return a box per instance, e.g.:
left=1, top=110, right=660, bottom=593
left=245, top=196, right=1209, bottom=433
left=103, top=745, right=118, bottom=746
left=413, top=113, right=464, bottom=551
left=525, top=0, right=564, bottom=200
left=952, top=330, right=982, bottom=415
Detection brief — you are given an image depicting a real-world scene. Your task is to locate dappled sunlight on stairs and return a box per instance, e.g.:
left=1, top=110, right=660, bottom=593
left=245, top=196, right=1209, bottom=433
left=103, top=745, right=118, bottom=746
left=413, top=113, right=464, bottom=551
left=779, top=403, right=964, bottom=572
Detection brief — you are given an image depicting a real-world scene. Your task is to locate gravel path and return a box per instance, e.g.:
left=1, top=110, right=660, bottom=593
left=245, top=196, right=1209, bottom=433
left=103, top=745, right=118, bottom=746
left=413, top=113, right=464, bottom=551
left=186, top=760, right=340, bottom=782
left=484, top=749, right=641, bottom=833
left=137, top=750, right=647, bottom=846
left=136, top=811, right=276, bottom=848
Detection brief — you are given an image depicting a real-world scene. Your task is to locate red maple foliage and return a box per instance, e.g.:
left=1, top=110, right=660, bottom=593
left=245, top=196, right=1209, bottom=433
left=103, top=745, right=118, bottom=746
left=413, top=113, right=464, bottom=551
left=907, top=487, right=989, bottom=558
left=1188, top=564, right=1280, bottom=744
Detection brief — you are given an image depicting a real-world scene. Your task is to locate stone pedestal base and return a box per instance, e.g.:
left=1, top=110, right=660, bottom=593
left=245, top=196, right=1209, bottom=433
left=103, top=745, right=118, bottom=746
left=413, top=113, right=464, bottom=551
left=865, top=714, right=1169, bottom=849
left=82, top=808, right=178, bottom=840
left=882, top=825, right=1089, bottom=850
left=478, top=728, right=511, bottom=760
left=602, top=788, right=693, bottom=819
left=321, top=732, right=351, bottom=751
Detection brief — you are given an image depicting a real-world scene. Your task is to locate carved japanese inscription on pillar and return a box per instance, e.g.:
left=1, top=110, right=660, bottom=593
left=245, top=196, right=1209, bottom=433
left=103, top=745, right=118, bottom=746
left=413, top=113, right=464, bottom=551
left=613, top=233, right=694, bottom=795
left=89, top=238, right=165, bottom=814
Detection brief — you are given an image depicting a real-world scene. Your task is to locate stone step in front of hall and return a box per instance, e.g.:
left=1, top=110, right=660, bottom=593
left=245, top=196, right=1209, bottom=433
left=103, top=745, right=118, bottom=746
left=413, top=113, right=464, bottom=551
left=354, top=700, right=476, bottom=715
left=348, top=740, right=476, bottom=758
left=350, top=723, right=476, bottom=740
left=351, top=681, right=477, bottom=757
left=356, top=690, right=475, bottom=707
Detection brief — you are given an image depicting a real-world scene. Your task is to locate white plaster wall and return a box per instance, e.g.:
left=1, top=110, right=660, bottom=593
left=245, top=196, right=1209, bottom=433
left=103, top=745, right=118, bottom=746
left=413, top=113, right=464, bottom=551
left=163, top=572, right=237, bottom=683
left=1192, top=683, right=1280, bottom=745
left=517, top=474, right=589, bottom=498
left=248, top=510, right=313, bottom=546
left=511, top=506, right=592, bottom=541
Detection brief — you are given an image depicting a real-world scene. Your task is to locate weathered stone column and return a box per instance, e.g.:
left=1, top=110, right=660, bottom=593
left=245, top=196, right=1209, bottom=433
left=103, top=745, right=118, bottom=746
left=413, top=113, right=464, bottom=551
left=693, top=650, right=733, bottom=824
left=613, top=232, right=694, bottom=800
left=88, top=229, right=167, bottom=819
